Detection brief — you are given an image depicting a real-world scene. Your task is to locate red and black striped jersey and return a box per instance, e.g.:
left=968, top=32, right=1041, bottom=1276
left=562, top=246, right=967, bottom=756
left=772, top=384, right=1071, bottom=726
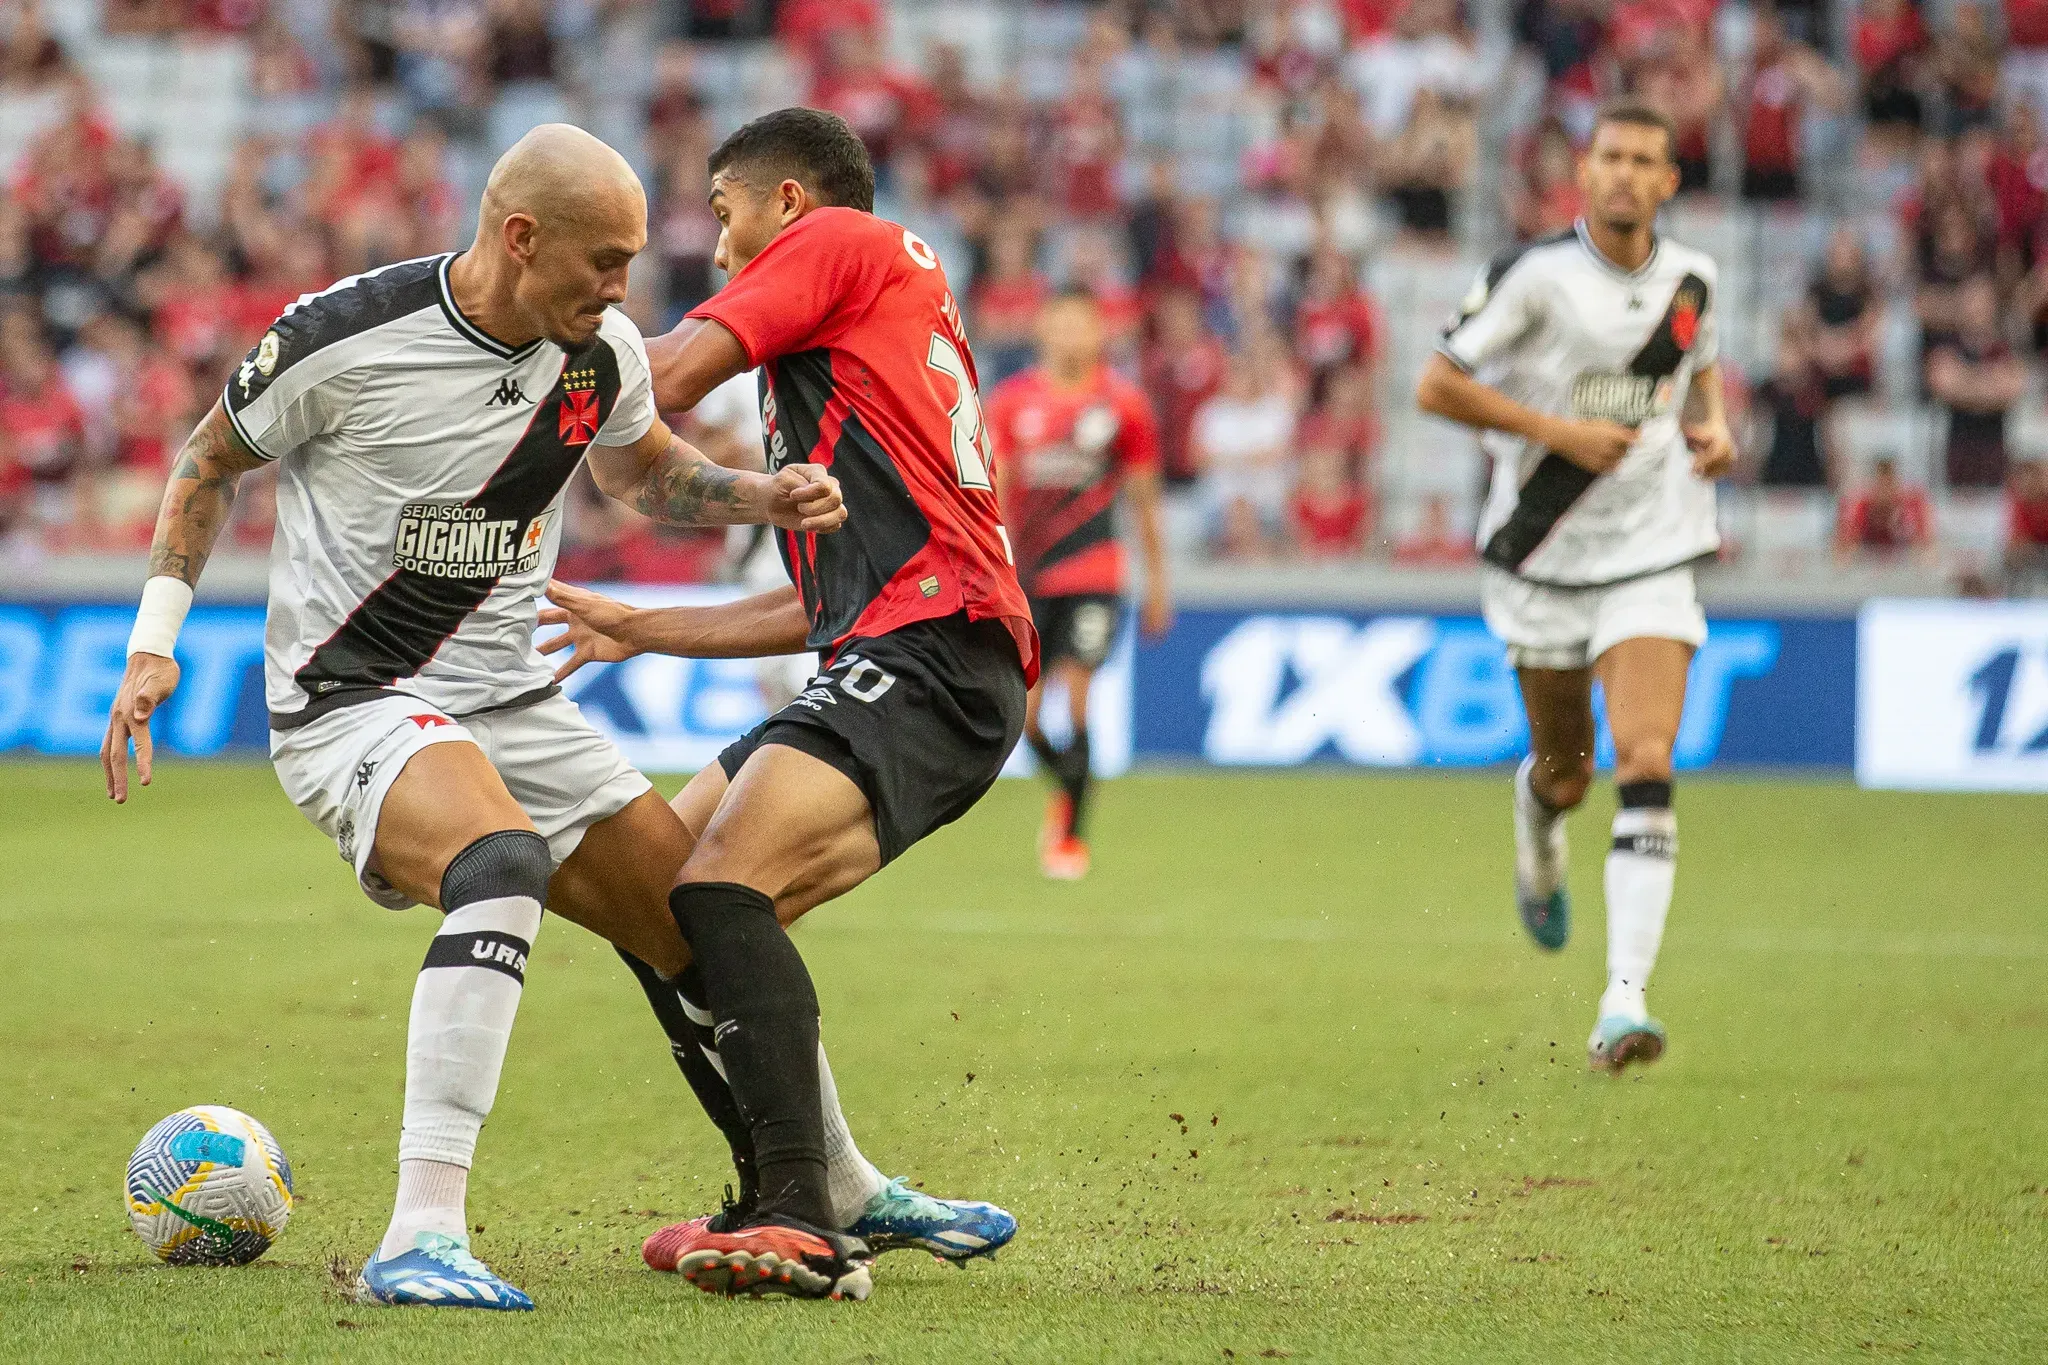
left=985, top=364, right=1159, bottom=597
left=689, top=207, right=1039, bottom=684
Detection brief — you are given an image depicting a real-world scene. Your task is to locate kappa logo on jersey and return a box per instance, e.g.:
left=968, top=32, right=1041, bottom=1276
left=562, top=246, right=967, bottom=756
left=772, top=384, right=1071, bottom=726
left=487, top=378, right=531, bottom=407
left=559, top=366, right=601, bottom=444
left=391, top=502, right=555, bottom=579
left=235, top=330, right=282, bottom=398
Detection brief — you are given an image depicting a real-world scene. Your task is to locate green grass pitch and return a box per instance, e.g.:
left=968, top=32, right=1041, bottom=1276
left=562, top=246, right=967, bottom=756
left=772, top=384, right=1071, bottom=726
left=1, top=761, right=2043, bottom=1362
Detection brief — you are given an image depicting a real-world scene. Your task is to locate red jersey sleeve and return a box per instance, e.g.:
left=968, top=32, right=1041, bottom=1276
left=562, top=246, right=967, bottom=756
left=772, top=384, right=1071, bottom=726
left=687, top=209, right=881, bottom=367
left=1112, top=380, right=1162, bottom=472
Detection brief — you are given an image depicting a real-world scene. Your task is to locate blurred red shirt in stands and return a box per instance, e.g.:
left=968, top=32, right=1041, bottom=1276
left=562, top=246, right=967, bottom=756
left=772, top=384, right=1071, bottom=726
left=1291, top=445, right=1369, bottom=557
left=810, top=30, right=932, bottom=168
left=778, top=0, right=884, bottom=71
left=1837, top=459, right=1932, bottom=556
left=1140, top=287, right=1227, bottom=483
left=2010, top=462, right=2048, bottom=545
left=1049, top=66, right=1124, bottom=218
left=1294, top=247, right=1380, bottom=386
left=970, top=228, right=1048, bottom=354
left=0, top=316, right=85, bottom=493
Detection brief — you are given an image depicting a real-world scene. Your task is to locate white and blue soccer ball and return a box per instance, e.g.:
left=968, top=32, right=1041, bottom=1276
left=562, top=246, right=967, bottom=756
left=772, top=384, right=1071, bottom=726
left=126, top=1105, right=294, bottom=1265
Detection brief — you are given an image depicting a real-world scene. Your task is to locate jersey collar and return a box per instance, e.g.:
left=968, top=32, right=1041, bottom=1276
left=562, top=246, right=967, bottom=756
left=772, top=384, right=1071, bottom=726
left=437, top=253, right=546, bottom=362
left=1574, top=219, right=1660, bottom=282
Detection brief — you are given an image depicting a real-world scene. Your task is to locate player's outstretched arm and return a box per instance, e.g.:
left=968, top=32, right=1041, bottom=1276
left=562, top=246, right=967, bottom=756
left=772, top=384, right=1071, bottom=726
left=586, top=420, right=846, bottom=533
left=1415, top=353, right=1635, bottom=476
left=539, top=579, right=809, bottom=679
left=103, top=400, right=267, bottom=803
left=644, top=317, right=750, bottom=415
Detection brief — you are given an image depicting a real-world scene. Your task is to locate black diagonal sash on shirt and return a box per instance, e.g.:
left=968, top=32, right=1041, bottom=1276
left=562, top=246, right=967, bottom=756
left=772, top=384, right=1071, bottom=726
left=1482, top=272, right=1709, bottom=573
left=291, top=341, right=619, bottom=701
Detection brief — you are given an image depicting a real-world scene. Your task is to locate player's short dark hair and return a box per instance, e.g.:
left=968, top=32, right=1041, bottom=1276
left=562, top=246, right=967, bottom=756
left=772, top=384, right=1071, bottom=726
left=708, top=107, right=876, bottom=213
left=1592, top=102, right=1678, bottom=162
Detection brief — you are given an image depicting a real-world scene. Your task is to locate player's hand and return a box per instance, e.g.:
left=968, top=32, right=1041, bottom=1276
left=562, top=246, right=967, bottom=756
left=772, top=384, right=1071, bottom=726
left=1140, top=586, right=1174, bottom=641
left=1545, top=418, right=1636, bottom=475
left=540, top=579, right=642, bottom=682
left=102, top=651, right=181, bottom=804
left=1684, top=418, right=1736, bottom=479
left=766, top=463, right=846, bottom=534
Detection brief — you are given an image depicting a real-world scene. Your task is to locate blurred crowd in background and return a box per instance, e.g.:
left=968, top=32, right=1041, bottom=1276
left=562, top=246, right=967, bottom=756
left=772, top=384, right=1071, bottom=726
left=2, top=0, right=2046, bottom=595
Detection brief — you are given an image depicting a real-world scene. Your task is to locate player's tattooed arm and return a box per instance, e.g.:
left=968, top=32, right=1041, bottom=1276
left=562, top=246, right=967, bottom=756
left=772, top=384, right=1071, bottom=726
left=147, top=400, right=268, bottom=587
left=589, top=419, right=847, bottom=533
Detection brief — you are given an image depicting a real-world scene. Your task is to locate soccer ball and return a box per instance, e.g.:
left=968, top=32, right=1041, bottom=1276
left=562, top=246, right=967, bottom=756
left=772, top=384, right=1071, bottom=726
left=126, top=1105, right=294, bottom=1265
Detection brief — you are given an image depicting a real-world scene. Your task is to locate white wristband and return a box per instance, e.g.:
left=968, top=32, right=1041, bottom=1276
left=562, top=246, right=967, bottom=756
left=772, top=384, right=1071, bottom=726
left=127, top=576, right=194, bottom=658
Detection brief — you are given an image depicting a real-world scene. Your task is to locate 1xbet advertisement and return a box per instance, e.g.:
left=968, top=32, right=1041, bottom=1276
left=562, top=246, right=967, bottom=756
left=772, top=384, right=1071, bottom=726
left=4, top=591, right=2043, bottom=791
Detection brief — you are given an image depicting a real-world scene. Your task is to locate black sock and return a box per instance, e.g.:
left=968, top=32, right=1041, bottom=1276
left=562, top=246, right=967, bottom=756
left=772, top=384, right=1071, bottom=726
left=1061, top=727, right=1093, bottom=836
left=617, top=948, right=757, bottom=1206
left=1026, top=728, right=1062, bottom=778
left=668, top=882, right=828, bottom=1225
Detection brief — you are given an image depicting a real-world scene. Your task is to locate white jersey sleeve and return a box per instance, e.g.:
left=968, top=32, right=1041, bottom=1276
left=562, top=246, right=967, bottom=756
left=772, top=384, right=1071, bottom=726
left=222, top=305, right=366, bottom=460
left=594, top=309, right=658, bottom=448
left=1439, top=253, right=1545, bottom=373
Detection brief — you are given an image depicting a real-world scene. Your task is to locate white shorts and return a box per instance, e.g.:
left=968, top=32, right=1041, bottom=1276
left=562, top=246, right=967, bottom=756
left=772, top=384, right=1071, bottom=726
left=1480, top=564, right=1707, bottom=671
left=269, top=691, right=652, bottom=910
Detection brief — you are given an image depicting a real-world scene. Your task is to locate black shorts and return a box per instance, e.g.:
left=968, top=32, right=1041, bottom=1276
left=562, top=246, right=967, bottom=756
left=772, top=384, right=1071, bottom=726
left=717, top=612, right=1027, bottom=866
left=1029, top=593, right=1123, bottom=671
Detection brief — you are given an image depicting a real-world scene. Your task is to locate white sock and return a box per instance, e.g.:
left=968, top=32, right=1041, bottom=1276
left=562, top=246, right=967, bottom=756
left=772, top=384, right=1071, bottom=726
left=1600, top=802, right=1676, bottom=1022
left=1514, top=755, right=1568, bottom=893
left=381, top=891, right=542, bottom=1259
left=383, top=1158, right=469, bottom=1256
left=818, top=1041, right=889, bottom=1227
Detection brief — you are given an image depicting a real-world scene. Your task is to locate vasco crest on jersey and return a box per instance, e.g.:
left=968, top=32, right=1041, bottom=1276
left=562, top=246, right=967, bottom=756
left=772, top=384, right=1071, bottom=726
left=558, top=365, right=603, bottom=445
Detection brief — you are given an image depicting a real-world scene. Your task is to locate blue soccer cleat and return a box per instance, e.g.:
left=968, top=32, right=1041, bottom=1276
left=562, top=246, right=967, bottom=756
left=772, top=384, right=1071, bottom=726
left=847, top=1177, right=1017, bottom=1263
left=1512, top=758, right=1571, bottom=951
left=355, top=1230, right=535, bottom=1310
left=1518, top=886, right=1571, bottom=952
left=1588, top=1015, right=1667, bottom=1074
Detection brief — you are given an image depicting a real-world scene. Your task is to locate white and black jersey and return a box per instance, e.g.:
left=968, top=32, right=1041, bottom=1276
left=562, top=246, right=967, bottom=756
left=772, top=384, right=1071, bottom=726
left=225, top=253, right=657, bottom=725
left=1439, top=222, right=1720, bottom=587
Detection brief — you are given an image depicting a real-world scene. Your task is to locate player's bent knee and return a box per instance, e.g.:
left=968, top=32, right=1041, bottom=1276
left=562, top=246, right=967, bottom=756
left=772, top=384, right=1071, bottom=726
left=441, top=828, right=553, bottom=912
left=1533, top=753, right=1595, bottom=810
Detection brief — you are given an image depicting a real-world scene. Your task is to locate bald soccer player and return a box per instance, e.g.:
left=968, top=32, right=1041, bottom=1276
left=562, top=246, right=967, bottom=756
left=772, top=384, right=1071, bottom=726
left=98, top=125, right=860, bottom=1309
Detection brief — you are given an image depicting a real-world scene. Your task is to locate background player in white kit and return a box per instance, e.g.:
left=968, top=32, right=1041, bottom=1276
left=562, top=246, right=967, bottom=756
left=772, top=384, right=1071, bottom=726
left=1415, top=104, right=1736, bottom=1075
left=94, top=126, right=887, bottom=1309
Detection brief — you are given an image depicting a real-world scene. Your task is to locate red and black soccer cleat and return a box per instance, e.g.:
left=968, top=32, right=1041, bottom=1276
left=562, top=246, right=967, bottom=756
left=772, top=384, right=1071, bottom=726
left=668, top=1213, right=874, bottom=1301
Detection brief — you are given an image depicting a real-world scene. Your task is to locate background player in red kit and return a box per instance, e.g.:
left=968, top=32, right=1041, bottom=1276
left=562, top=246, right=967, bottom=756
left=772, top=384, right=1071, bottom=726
left=985, top=290, right=1170, bottom=879
left=540, top=108, right=1036, bottom=1302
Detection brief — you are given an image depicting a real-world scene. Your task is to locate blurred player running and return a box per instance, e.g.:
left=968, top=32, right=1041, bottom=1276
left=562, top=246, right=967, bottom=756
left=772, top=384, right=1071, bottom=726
left=1415, top=104, right=1736, bottom=1075
left=540, top=107, right=1038, bottom=1301
left=97, top=125, right=974, bottom=1310
left=985, top=290, right=1171, bottom=879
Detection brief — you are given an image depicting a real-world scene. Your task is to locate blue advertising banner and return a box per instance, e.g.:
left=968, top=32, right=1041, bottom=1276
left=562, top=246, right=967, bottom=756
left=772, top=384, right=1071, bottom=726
left=2, top=596, right=1856, bottom=770
left=1129, top=608, right=1855, bottom=769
